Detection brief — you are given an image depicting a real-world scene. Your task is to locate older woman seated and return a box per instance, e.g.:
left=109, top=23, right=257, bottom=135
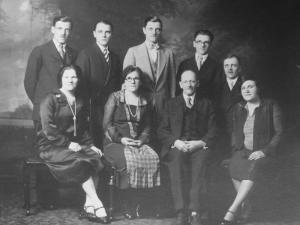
left=219, top=78, right=283, bottom=225
left=103, top=65, right=160, bottom=219
left=37, top=65, right=109, bottom=224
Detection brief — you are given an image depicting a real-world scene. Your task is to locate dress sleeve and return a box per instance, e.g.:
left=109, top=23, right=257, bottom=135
left=39, top=95, right=71, bottom=147
left=261, top=102, right=283, bottom=155
left=77, top=102, right=93, bottom=146
left=103, top=93, right=123, bottom=143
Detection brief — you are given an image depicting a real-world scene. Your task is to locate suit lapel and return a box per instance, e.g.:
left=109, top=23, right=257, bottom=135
left=174, top=96, right=185, bottom=136
left=49, top=41, right=63, bottom=62
left=140, top=43, right=155, bottom=81
left=94, top=43, right=110, bottom=85
left=65, top=45, right=75, bottom=65
left=156, top=48, right=167, bottom=82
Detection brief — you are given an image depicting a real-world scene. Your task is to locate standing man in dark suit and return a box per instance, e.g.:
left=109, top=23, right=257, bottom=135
left=176, top=30, right=222, bottom=100
left=158, top=70, right=217, bottom=225
left=76, top=20, right=122, bottom=148
left=24, top=16, right=77, bottom=130
left=123, top=16, right=176, bottom=118
left=215, top=54, right=243, bottom=160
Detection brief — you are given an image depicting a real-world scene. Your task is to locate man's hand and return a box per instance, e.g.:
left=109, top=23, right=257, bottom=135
left=91, top=146, right=103, bottom=157
left=174, top=140, right=189, bottom=152
left=69, top=142, right=82, bottom=152
left=248, top=150, right=265, bottom=160
left=185, top=140, right=207, bottom=152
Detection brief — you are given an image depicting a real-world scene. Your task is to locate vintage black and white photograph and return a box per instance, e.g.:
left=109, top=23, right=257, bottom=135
left=0, top=0, right=299, bottom=225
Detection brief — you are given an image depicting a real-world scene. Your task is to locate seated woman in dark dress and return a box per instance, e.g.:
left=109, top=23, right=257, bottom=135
left=220, top=78, right=283, bottom=225
left=38, top=65, right=109, bottom=224
left=103, top=65, right=160, bottom=219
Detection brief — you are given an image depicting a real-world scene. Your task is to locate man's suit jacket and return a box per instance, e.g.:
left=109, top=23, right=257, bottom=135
left=24, top=41, right=77, bottom=121
left=123, top=42, right=176, bottom=115
left=157, top=95, right=217, bottom=158
left=76, top=43, right=122, bottom=110
left=176, top=55, right=222, bottom=100
left=215, top=75, right=243, bottom=133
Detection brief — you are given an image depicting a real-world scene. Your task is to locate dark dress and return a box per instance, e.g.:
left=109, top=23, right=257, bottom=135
left=103, top=90, right=160, bottom=189
left=229, top=99, right=283, bottom=181
left=37, top=90, right=104, bottom=184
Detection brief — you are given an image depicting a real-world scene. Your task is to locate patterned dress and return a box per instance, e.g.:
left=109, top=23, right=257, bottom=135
left=37, top=90, right=104, bottom=184
left=103, top=90, right=160, bottom=189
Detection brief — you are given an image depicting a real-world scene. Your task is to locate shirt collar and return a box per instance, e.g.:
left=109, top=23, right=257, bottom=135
left=195, top=53, right=208, bottom=63
left=96, top=43, right=109, bottom=54
left=183, top=93, right=195, bottom=104
left=226, top=77, right=238, bottom=85
left=145, top=41, right=160, bottom=50
left=52, top=39, right=66, bottom=52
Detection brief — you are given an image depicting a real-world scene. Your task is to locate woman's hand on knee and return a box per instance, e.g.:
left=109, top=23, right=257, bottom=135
left=69, top=142, right=82, bottom=152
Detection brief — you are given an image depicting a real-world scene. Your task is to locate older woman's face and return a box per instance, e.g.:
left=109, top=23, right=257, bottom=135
left=61, top=68, right=78, bottom=92
left=241, top=80, right=259, bottom=102
left=125, top=71, right=141, bottom=93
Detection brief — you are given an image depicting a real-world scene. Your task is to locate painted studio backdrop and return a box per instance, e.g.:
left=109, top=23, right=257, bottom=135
left=0, top=0, right=299, bottom=126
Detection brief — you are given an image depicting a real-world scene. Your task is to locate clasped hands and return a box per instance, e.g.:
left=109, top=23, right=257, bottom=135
left=69, top=142, right=103, bottom=156
left=174, top=140, right=207, bottom=153
left=121, top=137, right=142, bottom=147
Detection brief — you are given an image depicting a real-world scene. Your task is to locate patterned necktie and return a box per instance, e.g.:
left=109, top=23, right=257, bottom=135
left=196, top=55, right=203, bottom=70
left=186, top=97, right=193, bottom=108
left=103, top=48, right=109, bottom=63
left=58, top=44, right=65, bottom=59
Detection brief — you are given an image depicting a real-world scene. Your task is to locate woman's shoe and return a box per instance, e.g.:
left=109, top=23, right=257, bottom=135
left=219, top=219, right=236, bottom=225
left=123, top=212, right=136, bottom=220
left=219, top=210, right=236, bottom=225
left=79, top=205, right=95, bottom=220
left=83, top=206, right=109, bottom=224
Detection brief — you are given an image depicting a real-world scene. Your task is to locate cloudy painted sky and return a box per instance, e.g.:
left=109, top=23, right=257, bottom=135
left=0, top=0, right=59, bottom=116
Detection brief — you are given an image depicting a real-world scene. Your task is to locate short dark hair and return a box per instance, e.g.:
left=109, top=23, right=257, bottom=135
left=144, top=16, right=163, bottom=29
left=57, top=65, right=81, bottom=89
left=122, top=65, right=144, bottom=82
left=194, top=29, right=214, bottom=42
left=94, top=20, right=114, bottom=32
left=52, top=16, right=73, bottom=30
left=223, top=53, right=241, bottom=65
left=241, top=76, right=263, bottom=97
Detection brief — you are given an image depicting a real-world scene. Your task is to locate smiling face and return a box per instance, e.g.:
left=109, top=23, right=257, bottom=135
left=179, top=70, right=199, bottom=96
left=51, top=21, right=71, bottom=45
left=124, top=71, right=141, bottom=93
left=61, top=68, right=78, bottom=92
left=143, top=21, right=162, bottom=43
left=224, top=57, right=241, bottom=80
left=193, top=34, right=211, bottom=55
left=241, top=80, right=259, bottom=102
left=93, top=22, right=112, bottom=47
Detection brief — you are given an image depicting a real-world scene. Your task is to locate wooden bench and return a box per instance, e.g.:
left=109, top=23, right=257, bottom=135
left=23, top=155, right=116, bottom=218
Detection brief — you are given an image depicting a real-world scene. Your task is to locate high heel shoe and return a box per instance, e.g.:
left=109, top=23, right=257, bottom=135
left=89, top=207, right=110, bottom=224
left=219, top=210, right=236, bottom=225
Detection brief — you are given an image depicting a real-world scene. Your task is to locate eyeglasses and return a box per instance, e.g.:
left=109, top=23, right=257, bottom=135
left=126, top=77, right=140, bottom=82
left=194, top=40, right=210, bottom=45
left=181, top=80, right=197, bottom=85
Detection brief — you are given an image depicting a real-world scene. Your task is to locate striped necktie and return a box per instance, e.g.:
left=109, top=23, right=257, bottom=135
left=103, top=48, right=109, bottom=63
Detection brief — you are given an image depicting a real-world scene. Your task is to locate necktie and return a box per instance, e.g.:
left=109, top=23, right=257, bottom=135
left=196, top=55, right=202, bottom=70
left=103, top=48, right=109, bottom=63
left=58, top=44, right=65, bottom=59
left=229, top=80, right=234, bottom=90
left=186, top=97, right=193, bottom=108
